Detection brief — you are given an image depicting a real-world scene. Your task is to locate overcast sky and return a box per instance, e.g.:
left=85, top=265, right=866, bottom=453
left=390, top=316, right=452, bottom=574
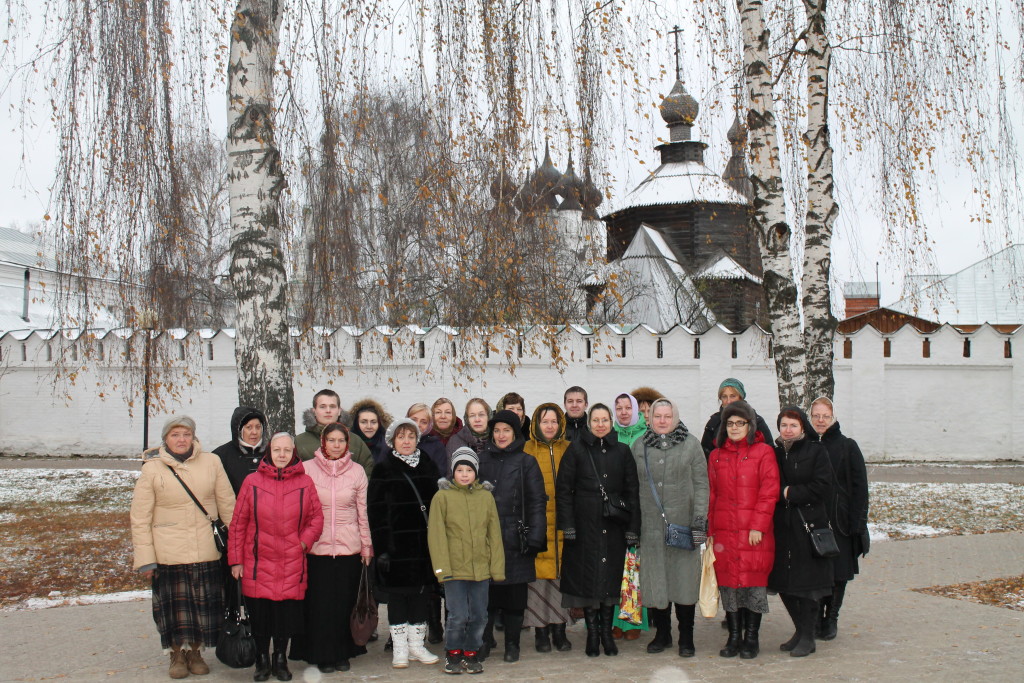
left=2, top=1, right=1021, bottom=312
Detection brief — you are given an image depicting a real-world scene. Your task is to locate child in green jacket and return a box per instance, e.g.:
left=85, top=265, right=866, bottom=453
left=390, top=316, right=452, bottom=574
left=428, top=448, right=505, bottom=674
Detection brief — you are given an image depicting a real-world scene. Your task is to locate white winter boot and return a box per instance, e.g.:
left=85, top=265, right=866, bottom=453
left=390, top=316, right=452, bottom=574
left=390, top=623, right=410, bottom=669
left=408, top=623, right=440, bottom=664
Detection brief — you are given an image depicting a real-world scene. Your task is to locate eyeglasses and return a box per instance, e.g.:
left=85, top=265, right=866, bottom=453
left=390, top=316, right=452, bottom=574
left=725, top=420, right=749, bottom=428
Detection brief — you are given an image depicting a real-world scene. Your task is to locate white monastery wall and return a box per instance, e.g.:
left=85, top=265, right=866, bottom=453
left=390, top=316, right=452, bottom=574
left=0, top=323, right=1020, bottom=461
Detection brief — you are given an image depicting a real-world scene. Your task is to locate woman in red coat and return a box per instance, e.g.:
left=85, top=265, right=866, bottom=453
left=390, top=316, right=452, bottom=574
left=707, top=400, right=779, bottom=661
left=229, top=433, right=324, bottom=682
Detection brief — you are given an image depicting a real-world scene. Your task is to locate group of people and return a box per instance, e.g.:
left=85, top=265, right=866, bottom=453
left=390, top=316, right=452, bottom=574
left=130, top=380, right=869, bottom=680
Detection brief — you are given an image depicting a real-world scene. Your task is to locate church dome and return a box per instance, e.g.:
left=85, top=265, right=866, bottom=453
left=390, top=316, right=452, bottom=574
left=659, top=80, right=699, bottom=126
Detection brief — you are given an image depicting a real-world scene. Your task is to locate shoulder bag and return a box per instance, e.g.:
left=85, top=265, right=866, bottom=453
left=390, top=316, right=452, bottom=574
left=797, top=506, right=840, bottom=558
left=643, top=445, right=694, bottom=550
left=166, top=465, right=228, bottom=554
left=584, top=442, right=631, bottom=525
left=399, top=470, right=429, bottom=526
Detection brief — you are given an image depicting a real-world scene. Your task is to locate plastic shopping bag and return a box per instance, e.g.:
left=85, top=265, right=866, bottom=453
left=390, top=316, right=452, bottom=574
left=698, top=543, right=719, bottom=618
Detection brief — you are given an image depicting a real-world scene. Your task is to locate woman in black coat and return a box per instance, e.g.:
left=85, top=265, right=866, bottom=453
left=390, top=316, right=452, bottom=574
left=810, top=397, right=869, bottom=641
left=477, top=410, right=547, bottom=663
left=367, top=418, right=441, bottom=668
left=556, top=403, right=641, bottom=658
left=768, top=407, right=834, bottom=658
left=212, top=406, right=269, bottom=494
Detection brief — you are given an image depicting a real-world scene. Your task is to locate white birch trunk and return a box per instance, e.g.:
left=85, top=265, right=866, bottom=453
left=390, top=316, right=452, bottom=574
left=226, top=0, right=294, bottom=431
left=800, top=0, right=839, bottom=404
left=737, top=0, right=805, bottom=407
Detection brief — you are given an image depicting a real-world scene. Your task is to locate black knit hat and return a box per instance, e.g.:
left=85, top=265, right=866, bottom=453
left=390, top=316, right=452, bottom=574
left=488, top=409, right=521, bottom=434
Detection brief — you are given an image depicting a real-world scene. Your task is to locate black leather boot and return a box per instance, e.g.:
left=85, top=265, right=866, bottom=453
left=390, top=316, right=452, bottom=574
left=583, top=608, right=601, bottom=657
left=598, top=605, right=618, bottom=656
left=821, top=582, right=845, bottom=641
left=646, top=607, right=673, bottom=653
left=253, top=652, right=271, bottom=682
left=428, top=594, right=445, bottom=644
left=719, top=610, right=742, bottom=657
left=479, top=610, right=496, bottom=662
left=779, top=593, right=801, bottom=651
left=790, top=598, right=818, bottom=657
left=674, top=603, right=696, bottom=657
left=503, top=613, right=524, bottom=662
left=740, top=608, right=762, bottom=659
left=271, top=651, right=292, bottom=681
left=534, top=626, right=552, bottom=653
left=816, top=595, right=830, bottom=638
left=550, top=622, right=573, bottom=651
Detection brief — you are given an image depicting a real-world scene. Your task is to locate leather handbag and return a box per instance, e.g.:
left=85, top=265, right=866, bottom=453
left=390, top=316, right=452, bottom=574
left=798, top=507, right=840, bottom=558
left=350, top=563, right=378, bottom=646
left=216, top=583, right=256, bottom=668
left=584, top=445, right=631, bottom=524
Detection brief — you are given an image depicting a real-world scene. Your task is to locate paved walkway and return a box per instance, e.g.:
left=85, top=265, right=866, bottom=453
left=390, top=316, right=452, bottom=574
left=2, top=530, right=1022, bottom=682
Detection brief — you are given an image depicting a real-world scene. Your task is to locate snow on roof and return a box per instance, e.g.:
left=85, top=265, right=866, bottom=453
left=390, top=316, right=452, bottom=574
left=695, top=251, right=763, bottom=284
left=603, top=161, right=749, bottom=217
left=888, top=244, right=1024, bottom=324
left=0, top=227, right=57, bottom=271
left=607, top=224, right=715, bottom=333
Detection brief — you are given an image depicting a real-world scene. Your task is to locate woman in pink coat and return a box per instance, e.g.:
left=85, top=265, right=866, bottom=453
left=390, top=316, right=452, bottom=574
left=229, top=433, right=324, bottom=682
left=707, top=400, right=779, bottom=661
left=302, top=423, right=374, bottom=673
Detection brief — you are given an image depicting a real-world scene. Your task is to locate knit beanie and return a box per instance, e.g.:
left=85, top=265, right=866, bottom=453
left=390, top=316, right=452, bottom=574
left=162, top=415, right=196, bottom=441
left=719, top=378, right=746, bottom=399
left=450, top=447, right=479, bottom=476
left=488, top=409, right=522, bottom=435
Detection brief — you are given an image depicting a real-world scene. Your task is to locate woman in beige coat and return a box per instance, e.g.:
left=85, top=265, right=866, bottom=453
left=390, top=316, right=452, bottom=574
left=131, top=415, right=236, bottom=680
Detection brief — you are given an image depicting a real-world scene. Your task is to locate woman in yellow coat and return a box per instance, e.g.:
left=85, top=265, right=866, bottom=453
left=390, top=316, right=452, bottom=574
left=523, top=402, right=574, bottom=653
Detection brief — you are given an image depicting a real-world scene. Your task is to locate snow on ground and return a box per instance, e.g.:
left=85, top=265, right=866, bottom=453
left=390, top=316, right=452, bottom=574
left=0, top=468, right=138, bottom=505
left=16, top=590, right=152, bottom=611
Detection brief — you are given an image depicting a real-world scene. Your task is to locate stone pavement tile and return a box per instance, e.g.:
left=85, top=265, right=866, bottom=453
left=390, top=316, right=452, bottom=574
left=1, top=532, right=1021, bottom=682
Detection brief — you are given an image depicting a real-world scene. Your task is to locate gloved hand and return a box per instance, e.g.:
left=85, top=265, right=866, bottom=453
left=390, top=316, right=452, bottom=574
left=625, top=531, right=639, bottom=547
left=691, top=515, right=708, bottom=545
left=562, top=528, right=576, bottom=541
left=525, top=545, right=543, bottom=558
left=376, top=553, right=390, bottom=572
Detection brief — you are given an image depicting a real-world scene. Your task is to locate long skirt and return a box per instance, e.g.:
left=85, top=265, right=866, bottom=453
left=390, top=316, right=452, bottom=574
left=152, top=561, right=224, bottom=649
left=248, top=597, right=305, bottom=638
left=524, top=579, right=573, bottom=627
left=302, top=554, right=367, bottom=664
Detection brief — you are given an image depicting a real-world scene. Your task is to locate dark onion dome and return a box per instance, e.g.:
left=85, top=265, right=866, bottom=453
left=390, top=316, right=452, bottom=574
left=659, top=79, right=699, bottom=127
left=529, top=142, right=562, bottom=210
left=727, top=111, right=746, bottom=145
left=581, top=165, right=602, bottom=220
left=555, top=152, right=583, bottom=211
left=513, top=172, right=537, bottom=213
left=490, top=166, right=518, bottom=204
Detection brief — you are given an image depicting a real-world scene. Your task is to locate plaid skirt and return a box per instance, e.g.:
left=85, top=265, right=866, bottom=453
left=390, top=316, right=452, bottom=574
left=152, top=561, right=224, bottom=649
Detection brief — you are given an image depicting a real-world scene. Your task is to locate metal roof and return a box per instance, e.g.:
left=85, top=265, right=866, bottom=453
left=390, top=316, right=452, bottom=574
left=0, top=227, right=57, bottom=271
left=603, top=160, right=749, bottom=217
left=888, top=244, right=1024, bottom=324
left=694, top=251, right=763, bottom=284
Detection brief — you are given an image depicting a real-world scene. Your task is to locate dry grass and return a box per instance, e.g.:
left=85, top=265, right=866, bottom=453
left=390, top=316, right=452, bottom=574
left=868, top=482, right=1024, bottom=540
left=915, top=576, right=1024, bottom=611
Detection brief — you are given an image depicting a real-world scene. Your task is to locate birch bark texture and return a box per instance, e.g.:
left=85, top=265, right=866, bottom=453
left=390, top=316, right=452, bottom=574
left=800, top=0, right=839, bottom=405
left=226, top=0, right=295, bottom=431
left=737, top=0, right=806, bottom=408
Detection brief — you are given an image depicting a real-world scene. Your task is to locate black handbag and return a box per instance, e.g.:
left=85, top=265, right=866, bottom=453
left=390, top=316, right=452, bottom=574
left=216, top=583, right=256, bottom=668
left=584, top=444, right=630, bottom=524
left=166, top=465, right=228, bottom=554
left=643, top=445, right=695, bottom=550
left=798, top=507, right=840, bottom=559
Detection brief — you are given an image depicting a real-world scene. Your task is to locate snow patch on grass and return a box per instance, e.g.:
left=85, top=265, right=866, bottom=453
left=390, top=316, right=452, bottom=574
left=0, top=468, right=138, bottom=506
left=12, top=589, right=151, bottom=611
